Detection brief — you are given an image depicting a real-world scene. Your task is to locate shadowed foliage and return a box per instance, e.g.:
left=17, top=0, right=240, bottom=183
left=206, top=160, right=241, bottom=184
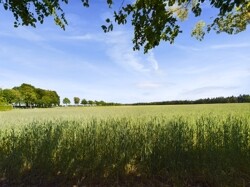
left=0, top=0, right=249, bottom=53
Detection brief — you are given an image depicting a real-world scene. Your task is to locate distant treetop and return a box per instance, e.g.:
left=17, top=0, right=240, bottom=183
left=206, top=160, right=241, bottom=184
left=1, top=83, right=60, bottom=108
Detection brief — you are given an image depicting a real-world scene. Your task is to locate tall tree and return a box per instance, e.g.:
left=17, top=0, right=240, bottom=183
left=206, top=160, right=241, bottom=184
left=0, top=88, right=7, bottom=105
left=88, top=100, right=94, bottom=105
left=81, top=99, right=87, bottom=105
left=35, top=89, right=60, bottom=107
left=0, top=0, right=249, bottom=53
left=63, top=97, right=71, bottom=105
left=17, top=83, right=37, bottom=107
left=35, top=88, right=46, bottom=107
left=8, top=84, right=60, bottom=108
left=2, top=89, right=21, bottom=104
left=51, top=91, right=60, bottom=106
left=40, top=91, right=58, bottom=107
left=74, top=97, right=80, bottom=105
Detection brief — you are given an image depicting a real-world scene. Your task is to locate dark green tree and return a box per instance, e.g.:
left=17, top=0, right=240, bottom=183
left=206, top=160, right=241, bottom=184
left=81, top=99, right=87, bottom=105
left=99, top=100, right=106, bottom=106
left=0, top=0, right=249, bottom=53
left=51, top=91, right=60, bottom=106
left=0, top=88, right=7, bottom=105
left=40, top=90, right=60, bottom=107
left=63, top=97, right=71, bottom=105
left=2, top=89, right=22, bottom=104
left=8, top=84, right=60, bottom=108
left=35, top=88, right=46, bottom=107
left=17, top=83, right=37, bottom=107
left=2, top=89, right=14, bottom=104
left=74, top=97, right=80, bottom=105
left=88, top=100, right=94, bottom=105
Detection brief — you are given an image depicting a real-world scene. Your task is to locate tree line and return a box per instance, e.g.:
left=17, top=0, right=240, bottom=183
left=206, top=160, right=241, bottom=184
left=0, top=83, right=60, bottom=108
left=1, top=84, right=249, bottom=108
left=62, top=97, right=120, bottom=106
left=131, top=94, right=250, bottom=106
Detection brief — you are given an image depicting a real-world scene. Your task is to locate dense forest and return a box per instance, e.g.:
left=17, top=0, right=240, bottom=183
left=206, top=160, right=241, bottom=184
left=0, top=83, right=60, bottom=108
left=132, top=94, right=250, bottom=105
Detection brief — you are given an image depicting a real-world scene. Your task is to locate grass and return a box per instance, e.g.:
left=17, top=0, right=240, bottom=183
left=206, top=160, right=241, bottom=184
left=0, top=104, right=250, bottom=186
left=0, top=103, right=249, bottom=127
left=0, top=105, right=12, bottom=111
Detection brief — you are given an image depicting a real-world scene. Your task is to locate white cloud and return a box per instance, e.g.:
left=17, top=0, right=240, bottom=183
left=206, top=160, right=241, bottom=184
left=174, top=42, right=250, bottom=52
left=0, top=27, right=45, bottom=42
left=210, top=43, right=250, bottom=49
left=174, top=44, right=201, bottom=51
left=137, top=82, right=162, bottom=89
left=67, top=34, right=99, bottom=41
left=105, top=31, right=148, bottom=72
left=104, top=31, right=161, bottom=73
left=183, top=86, right=239, bottom=95
left=147, top=52, right=159, bottom=71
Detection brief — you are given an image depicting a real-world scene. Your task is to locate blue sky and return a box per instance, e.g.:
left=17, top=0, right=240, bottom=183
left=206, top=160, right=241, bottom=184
left=0, top=1, right=249, bottom=103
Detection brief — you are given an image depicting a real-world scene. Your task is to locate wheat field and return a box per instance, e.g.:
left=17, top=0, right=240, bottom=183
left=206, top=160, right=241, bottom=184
left=0, top=104, right=250, bottom=186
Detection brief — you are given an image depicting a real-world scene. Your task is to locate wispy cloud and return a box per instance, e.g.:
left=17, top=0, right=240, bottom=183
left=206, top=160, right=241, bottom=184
left=104, top=31, right=160, bottom=72
left=136, top=82, right=162, bottom=89
left=0, top=27, right=44, bottom=42
left=174, top=42, right=250, bottom=52
left=66, top=34, right=100, bottom=41
left=104, top=31, right=146, bottom=72
left=183, top=86, right=239, bottom=95
left=174, top=44, right=201, bottom=51
left=210, top=43, right=250, bottom=49
left=147, top=52, right=159, bottom=71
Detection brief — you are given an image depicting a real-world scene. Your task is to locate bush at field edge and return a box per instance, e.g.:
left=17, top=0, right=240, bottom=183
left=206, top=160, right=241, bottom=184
left=0, top=105, right=12, bottom=111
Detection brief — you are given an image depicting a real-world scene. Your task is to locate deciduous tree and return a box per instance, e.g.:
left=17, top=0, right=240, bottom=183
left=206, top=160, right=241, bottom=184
left=88, top=100, right=94, bottom=105
left=2, top=84, right=60, bottom=108
left=74, top=97, right=80, bottom=105
left=2, top=89, right=21, bottom=104
left=63, top=97, right=71, bottom=105
left=0, top=0, right=249, bottom=53
left=81, top=99, right=87, bottom=105
left=17, top=83, right=37, bottom=107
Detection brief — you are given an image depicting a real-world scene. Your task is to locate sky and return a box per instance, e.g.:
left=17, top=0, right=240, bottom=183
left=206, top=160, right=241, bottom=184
left=0, top=1, right=249, bottom=104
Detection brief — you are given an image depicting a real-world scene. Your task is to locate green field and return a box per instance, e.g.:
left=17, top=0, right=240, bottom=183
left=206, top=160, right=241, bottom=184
left=0, top=104, right=250, bottom=186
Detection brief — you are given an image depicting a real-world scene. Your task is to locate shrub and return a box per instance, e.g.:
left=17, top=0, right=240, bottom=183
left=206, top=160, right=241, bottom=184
left=0, top=105, right=12, bottom=111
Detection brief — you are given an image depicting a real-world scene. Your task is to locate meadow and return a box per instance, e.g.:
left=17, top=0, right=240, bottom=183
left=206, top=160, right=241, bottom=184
left=0, top=104, right=250, bottom=186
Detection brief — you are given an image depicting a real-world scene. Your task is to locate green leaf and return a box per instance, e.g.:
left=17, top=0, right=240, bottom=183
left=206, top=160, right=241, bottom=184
left=101, top=25, right=107, bottom=32
left=106, top=18, right=110, bottom=23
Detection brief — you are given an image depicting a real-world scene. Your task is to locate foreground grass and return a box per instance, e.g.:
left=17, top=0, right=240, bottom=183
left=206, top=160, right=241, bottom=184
left=0, top=113, right=250, bottom=186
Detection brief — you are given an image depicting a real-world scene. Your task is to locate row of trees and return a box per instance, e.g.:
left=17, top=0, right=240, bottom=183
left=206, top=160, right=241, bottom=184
left=0, top=83, right=60, bottom=108
left=63, top=97, right=120, bottom=106
left=132, top=94, right=250, bottom=105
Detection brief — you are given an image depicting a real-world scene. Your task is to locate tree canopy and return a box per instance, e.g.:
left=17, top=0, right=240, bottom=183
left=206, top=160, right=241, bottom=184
left=1, top=0, right=249, bottom=53
left=1, top=83, right=60, bottom=108
left=63, top=97, right=71, bottom=105
left=0, top=88, right=7, bottom=105
left=73, top=97, right=80, bottom=105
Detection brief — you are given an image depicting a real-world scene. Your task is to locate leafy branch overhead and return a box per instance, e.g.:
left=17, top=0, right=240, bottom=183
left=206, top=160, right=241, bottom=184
left=0, top=0, right=249, bottom=53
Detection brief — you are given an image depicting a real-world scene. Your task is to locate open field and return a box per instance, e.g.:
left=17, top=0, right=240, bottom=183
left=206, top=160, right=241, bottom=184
left=0, top=104, right=250, bottom=186
left=1, top=103, right=250, bottom=128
